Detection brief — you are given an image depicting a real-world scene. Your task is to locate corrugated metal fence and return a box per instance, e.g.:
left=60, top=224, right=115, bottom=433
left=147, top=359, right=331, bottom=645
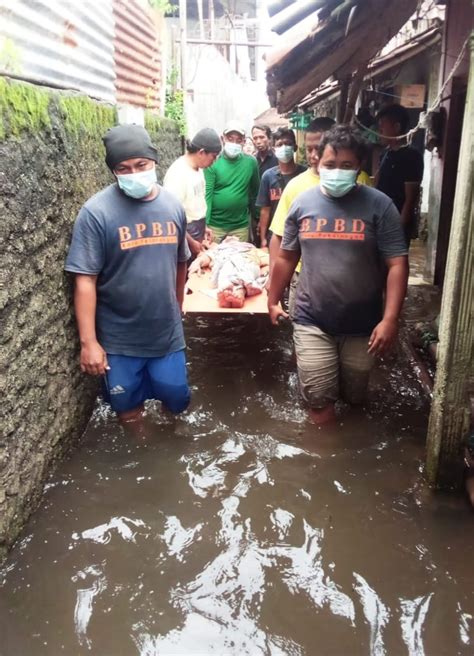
left=0, top=0, right=116, bottom=102
left=113, top=0, right=161, bottom=110
left=0, top=0, right=162, bottom=110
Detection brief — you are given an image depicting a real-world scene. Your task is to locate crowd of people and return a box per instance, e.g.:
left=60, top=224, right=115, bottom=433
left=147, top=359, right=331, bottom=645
left=65, top=104, right=424, bottom=429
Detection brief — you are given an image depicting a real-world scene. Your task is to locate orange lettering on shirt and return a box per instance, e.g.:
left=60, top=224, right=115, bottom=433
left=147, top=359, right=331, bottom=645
left=120, top=236, right=178, bottom=250
left=135, top=223, right=147, bottom=238
left=300, top=218, right=311, bottom=232
left=352, top=219, right=365, bottom=233
left=301, top=232, right=365, bottom=241
left=315, top=218, right=328, bottom=232
left=118, top=226, right=132, bottom=242
left=166, top=221, right=177, bottom=236
left=152, top=222, right=163, bottom=236
left=334, top=218, right=346, bottom=232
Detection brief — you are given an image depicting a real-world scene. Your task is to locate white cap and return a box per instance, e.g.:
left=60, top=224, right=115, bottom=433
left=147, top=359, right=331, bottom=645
left=223, top=121, right=246, bottom=137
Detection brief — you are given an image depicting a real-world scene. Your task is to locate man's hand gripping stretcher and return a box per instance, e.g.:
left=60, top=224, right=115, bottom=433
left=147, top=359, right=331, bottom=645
left=188, top=236, right=270, bottom=308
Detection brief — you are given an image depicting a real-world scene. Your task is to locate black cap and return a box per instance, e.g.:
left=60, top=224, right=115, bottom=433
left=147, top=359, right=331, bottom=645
left=103, top=124, right=158, bottom=171
left=190, top=128, right=222, bottom=153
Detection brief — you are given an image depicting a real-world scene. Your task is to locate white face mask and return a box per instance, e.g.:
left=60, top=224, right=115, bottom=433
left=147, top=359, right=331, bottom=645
left=224, top=142, right=243, bottom=159
left=116, top=168, right=157, bottom=199
left=319, top=168, right=358, bottom=197
left=275, top=144, right=295, bottom=163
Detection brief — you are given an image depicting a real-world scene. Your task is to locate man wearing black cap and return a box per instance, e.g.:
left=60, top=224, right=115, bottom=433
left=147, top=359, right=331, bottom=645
left=65, top=124, right=191, bottom=423
left=164, top=127, right=221, bottom=256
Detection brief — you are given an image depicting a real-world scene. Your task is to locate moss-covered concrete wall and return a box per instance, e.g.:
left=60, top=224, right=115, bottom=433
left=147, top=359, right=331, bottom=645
left=0, top=77, right=182, bottom=560
left=145, top=112, right=183, bottom=180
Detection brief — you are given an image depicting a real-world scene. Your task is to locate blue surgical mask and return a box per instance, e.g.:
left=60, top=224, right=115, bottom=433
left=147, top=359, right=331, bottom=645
left=116, top=168, right=157, bottom=199
left=224, top=142, right=242, bottom=159
left=319, top=168, right=358, bottom=197
left=275, top=145, right=294, bottom=163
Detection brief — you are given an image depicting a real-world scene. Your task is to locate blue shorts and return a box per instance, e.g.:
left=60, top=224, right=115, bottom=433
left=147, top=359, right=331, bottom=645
left=102, top=350, right=190, bottom=415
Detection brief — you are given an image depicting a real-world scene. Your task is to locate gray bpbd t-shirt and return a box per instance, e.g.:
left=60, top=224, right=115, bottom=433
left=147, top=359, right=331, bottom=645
left=65, top=184, right=191, bottom=357
left=282, top=184, right=407, bottom=336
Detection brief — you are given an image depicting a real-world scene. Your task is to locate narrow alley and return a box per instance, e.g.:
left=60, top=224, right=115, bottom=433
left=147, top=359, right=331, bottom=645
left=1, top=314, right=473, bottom=655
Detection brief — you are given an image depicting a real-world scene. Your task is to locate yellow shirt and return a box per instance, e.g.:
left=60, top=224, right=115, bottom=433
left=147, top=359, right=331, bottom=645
left=270, top=169, right=372, bottom=272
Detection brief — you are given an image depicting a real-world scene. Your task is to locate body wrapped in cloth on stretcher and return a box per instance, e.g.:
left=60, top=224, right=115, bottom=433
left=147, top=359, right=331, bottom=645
left=188, top=237, right=269, bottom=308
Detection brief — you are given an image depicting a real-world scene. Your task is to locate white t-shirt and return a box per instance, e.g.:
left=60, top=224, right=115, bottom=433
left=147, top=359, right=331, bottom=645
left=163, top=155, right=206, bottom=223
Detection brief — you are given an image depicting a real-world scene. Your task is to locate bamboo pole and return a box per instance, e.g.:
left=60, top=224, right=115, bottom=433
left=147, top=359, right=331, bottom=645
left=209, top=0, right=215, bottom=41
left=426, top=34, right=474, bottom=488
left=176, top=38, right=272, bottom=47
left=197, top=0, right=205, bottom=40
left=179, top=0, right=187, bottom=89
left=337, top=76, right=350, bottom=123
left=343, top=61, right=369, bottom=123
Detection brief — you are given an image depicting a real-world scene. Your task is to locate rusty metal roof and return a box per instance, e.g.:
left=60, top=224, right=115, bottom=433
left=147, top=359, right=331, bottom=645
left=0, top=0, right=165, bottom=110
left=0, top=0, right=116, bottom=102
left=266, top=0, right=419, bottom=113
left=113, top=0, right=162, bottom=111
left=298, top=24, right=442, bottom=110
left=268, top=0, right=338, bottom=35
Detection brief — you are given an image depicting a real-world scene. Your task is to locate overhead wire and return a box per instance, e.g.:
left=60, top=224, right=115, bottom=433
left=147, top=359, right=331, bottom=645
left=354, top=35, right=470, bottom=143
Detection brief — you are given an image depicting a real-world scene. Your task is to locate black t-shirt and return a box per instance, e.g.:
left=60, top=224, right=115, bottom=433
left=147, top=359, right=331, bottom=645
left=257, top=150, right=279, bottom=176
left=282, top=185, right=407, bottom=336
left=256, top=164, right=307, bottom=219
left=376, top=145, right=424, bottom=213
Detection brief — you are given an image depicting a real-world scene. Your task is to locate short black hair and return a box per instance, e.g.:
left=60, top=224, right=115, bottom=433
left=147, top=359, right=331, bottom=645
left=185, top=140, right=216, bottom=154
left=306, top=117, right=336, bottom=134
left=317, top=124, right=369, bottom=163
left=252, top=124, right=272, bottom=138
left=185, top=139, right=200, bottom=153
left=376, top=103, right=410, bottom=134
left=273, top=127, right=296, bottom=144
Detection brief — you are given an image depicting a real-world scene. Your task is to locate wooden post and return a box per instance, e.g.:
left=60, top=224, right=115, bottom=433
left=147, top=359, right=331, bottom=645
left=209, top=0, right=215, bottom=42
left=337, top=76, right=350, bottom=123
left=179, top=0, right=187, bottom=89
left=197, top=0, right=205, bottom=40
left=344, top=61, right=369, bottom=123
left=426, top=34, right=474, bottom=488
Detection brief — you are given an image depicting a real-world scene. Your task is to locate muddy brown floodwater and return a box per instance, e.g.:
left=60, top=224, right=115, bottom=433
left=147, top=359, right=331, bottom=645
left=1, top=316, right=473, bottom=656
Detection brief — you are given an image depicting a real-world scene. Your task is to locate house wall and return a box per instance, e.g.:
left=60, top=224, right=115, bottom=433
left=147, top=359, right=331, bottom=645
left=184, top=44, right=268, bottom=137
left=0, top=78, right=181, bottom=561
left=427, top=0, right=472, bottom=283
left=389, top=49, right=440, bottom=241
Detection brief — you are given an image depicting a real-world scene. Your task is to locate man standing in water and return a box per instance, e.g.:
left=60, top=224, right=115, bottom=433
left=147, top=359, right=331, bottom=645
left=268, top=126, right=408, bottom=424
left=269, top=117, right=333, bottom=316
left=65, top=124, right=191, bottom=422
left=163, top=128, right=221, bottom=257
left=204, top=122, right=260, bottom=242
left=269, top=117, right=372, bottom=316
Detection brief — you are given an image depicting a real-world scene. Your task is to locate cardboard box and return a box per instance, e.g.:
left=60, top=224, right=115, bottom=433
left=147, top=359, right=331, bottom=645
left=395, top=84, right=426, bottom=108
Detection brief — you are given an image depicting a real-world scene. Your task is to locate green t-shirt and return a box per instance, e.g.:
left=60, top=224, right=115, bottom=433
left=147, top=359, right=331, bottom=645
left=204, top=153, right=260, bottom=230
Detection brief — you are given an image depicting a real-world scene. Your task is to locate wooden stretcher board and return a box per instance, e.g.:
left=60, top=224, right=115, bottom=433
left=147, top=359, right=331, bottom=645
left=183, top=269, right=268, bottom=314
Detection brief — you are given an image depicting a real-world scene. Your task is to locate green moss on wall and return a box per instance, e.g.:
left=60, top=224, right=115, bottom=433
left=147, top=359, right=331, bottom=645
left=147, top=112, right=184, bottom=136
left=145, top=113, right=180, bottom=145
left=0, top=78, right=116, bottom=143
left=145, top=110, right=183, bottom=175
left=0, top=77, right=51, bottom=139
left=145, top=112, right=160, bottom=134
left=0, top=38, right=22, bottom=76
left=0, top=77, right=182, bottom=179
left=59, top=95, right=116, bottom=139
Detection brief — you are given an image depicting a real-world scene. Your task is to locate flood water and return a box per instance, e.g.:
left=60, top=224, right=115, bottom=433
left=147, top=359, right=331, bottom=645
left=1, top=316, right=473, bottom=655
